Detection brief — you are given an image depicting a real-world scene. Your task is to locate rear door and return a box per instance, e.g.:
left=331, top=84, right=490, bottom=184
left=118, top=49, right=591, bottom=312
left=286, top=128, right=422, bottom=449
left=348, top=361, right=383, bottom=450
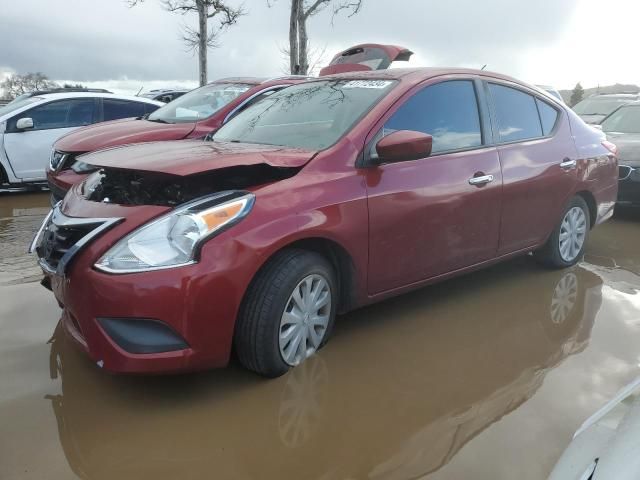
left=320, top=44, right=413, bottom=76
left=365, top=78, right=502, bottom=294
left=485, top=81, right=578, bottom=254
left=3, top=98, right=97, bottom=180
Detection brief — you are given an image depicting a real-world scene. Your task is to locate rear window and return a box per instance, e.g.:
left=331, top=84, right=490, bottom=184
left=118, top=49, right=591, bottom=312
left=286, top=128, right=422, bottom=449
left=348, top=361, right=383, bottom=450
left=573, top=97, right=634, bottom=116
left=601, top=106, right=640, bottom=134
left=489, top=84, right=542, bottom=142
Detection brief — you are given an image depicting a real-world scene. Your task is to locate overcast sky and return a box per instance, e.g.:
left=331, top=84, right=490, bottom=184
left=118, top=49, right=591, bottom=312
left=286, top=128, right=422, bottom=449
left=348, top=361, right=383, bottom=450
left=1, top=0, right=638, bottom=95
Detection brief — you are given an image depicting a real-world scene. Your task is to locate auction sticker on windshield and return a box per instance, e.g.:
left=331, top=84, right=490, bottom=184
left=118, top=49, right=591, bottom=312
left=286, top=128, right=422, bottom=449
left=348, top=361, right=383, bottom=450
left=342, top=80, right=393, bottom=89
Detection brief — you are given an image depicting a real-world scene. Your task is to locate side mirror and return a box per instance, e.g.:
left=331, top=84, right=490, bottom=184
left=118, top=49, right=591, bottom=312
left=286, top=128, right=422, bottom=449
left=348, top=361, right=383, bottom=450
left=375, top=130, right=432, bottom=164
left=16, top=117, right=34, bottom=130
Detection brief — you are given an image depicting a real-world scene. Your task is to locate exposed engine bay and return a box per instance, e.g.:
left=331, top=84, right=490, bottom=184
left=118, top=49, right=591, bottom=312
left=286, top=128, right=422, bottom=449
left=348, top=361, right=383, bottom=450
left=84, top=164, right=299, bottom=206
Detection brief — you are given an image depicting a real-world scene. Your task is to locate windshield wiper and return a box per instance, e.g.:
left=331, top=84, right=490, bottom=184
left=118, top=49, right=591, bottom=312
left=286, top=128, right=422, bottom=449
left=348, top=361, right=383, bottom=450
left=147, top=118, right=170, bottom=124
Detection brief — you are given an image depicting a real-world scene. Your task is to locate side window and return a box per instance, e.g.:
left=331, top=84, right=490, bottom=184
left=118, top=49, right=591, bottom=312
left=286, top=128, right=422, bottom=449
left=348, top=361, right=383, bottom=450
left=11, top=99, right=96, bottom=131
left=383, top=80, right=482, bottom=154
left=536, top=98, right=559, bottom=135
left=103, top=99, right=147, bottom=121
left=489, top=83, right=542, bottom=142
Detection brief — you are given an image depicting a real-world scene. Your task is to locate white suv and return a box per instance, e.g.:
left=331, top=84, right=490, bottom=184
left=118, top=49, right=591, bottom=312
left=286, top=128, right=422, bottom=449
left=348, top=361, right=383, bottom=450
left=0, top=92, right=163, bottom=185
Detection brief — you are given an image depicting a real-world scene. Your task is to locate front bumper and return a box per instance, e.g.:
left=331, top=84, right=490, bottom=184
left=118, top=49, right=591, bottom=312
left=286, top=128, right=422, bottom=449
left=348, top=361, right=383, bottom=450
left=34, top=200, right=257, bottom=374
left=617, top=165, right=640, bottom=205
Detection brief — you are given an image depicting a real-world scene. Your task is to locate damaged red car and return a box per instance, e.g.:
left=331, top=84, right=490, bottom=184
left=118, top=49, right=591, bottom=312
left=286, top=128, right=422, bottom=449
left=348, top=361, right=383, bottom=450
left=32, top=67, right=618, bottom=377
left=46, top=44, right=413, bottom=203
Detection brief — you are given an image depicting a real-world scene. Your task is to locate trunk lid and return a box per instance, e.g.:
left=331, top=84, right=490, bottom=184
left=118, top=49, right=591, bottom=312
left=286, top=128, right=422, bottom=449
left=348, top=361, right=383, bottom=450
left=319, top=43, right=413, bottom=76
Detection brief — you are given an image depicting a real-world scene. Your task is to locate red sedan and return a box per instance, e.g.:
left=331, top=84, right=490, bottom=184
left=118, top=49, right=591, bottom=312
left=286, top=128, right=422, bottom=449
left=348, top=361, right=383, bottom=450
left=32, top=67, right=618, bottom=377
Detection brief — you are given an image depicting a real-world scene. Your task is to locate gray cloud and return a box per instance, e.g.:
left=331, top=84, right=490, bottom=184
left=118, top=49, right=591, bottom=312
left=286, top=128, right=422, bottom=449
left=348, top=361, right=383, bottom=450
left=0, top=0, right=583, bottom=86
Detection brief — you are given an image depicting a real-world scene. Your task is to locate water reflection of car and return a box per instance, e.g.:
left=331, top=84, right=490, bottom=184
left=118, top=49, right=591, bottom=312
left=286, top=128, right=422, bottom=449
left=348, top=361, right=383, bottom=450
left=46, top=263, right=603, bottom=479
left=572, top=93, right=640, bottom=125
left=600, top=101, right=640, bottom=206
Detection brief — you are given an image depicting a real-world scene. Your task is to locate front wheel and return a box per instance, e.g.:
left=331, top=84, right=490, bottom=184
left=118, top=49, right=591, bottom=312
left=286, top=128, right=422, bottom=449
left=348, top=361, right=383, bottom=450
left=535, top=196, right=590, bottom=268
left=234, top=249, right=337, bottom=377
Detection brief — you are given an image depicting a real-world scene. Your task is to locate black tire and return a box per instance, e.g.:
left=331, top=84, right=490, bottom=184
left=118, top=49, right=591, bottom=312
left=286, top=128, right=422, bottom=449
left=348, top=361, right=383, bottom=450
left=234, top=249, right=337, bottom=378
left=0, top=164, right=8, bottom=186
left=535, top=196, right=590, bottom=269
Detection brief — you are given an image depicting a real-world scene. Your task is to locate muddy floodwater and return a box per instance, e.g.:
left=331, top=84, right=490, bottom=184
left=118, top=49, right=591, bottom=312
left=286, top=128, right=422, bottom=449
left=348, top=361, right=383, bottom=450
left=1, top=192, right=639, bottom=480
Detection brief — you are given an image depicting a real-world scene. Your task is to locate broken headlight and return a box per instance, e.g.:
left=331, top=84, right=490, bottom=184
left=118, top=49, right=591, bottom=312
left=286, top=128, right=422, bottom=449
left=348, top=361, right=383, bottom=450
left=94, top=193, right=254, bottom=273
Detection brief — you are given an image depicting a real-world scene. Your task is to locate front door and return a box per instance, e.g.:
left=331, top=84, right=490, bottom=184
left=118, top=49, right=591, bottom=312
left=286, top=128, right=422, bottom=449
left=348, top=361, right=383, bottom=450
left=365, top=79, right=502, bottom=295
left=4, top=98, right=96, bottom=180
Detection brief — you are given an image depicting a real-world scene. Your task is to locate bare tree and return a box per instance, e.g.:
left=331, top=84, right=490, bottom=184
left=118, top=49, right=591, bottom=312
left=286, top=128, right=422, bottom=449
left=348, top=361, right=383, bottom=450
left=1, top=72, right=59, bottom=100
left=128, top=0, right=245, bottom=86
left=270, top=0, right=363, bottom=75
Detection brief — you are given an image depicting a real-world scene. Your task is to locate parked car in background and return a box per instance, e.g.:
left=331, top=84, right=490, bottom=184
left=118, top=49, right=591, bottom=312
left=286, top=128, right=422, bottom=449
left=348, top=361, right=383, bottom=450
left=1, top=87, right=113, bottom=109
left=601, top=101, right=640, bottom=205
left=32, top=67, right=617, bottom=377
left=139, top=89, right=189, bottom=103
left=548, top=377, right=640, bottom=480
left=536, top=85, right=565, bottom=103
left=0, top=92, right=162, bottom=186
left=573, top=93, right=640, bottom=124
left=46, top=43, right=413, bottom=202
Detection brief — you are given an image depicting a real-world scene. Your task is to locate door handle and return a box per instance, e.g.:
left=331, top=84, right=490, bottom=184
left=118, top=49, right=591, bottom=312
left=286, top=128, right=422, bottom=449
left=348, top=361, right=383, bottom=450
left=468, top=174, right=494, bottom=186
left=560, top=158, right=577, bottom=169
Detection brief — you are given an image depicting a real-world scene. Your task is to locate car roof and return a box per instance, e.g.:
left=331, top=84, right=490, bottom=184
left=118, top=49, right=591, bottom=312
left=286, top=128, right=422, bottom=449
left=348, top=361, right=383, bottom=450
left=33, top=92, right=163, bottom=104
left=313, top=66, right=537, bottom=89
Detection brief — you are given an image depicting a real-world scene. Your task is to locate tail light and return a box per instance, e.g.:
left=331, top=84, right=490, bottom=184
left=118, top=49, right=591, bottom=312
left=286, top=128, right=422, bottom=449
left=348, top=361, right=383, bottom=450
left=602, top=140, right=617, bottom=155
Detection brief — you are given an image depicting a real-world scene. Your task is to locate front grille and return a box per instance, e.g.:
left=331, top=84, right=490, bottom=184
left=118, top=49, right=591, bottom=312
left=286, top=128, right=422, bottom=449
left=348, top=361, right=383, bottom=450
left=32, top=207, right=122, bottom=275
left=49, top=150, right=78, bottom=171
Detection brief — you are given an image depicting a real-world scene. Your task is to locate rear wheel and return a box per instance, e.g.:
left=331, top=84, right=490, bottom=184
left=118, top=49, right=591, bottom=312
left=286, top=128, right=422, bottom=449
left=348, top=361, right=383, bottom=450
left=535, top=196, right=590, bottom=268
left=234, top=249, right=337, bottom=377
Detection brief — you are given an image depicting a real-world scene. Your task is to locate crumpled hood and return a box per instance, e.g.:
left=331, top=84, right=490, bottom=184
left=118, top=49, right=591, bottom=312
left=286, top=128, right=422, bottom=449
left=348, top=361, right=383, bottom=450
left=55, top=118, right=197, bottom=153
left=606, top=132, right=640, bottom=167
left=82, top=140, right=318, bottom=176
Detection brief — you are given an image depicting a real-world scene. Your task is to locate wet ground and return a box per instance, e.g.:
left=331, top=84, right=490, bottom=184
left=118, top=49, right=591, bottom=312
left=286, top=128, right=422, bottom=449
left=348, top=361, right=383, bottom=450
left=1, top=192, right=639, bottom=480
